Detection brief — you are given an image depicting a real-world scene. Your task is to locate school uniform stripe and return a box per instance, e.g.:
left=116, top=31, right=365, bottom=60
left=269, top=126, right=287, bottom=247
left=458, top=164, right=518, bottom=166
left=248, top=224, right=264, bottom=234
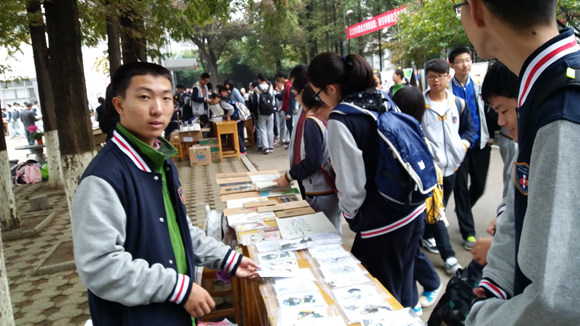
left=224, top=251, right=241, bottom=274
left=360, top=203, right=426, bottom=239
left=497, top=205, right=507, bottom=216
left=169, top=274, right=189, bottom=304
left=518, top=35, right=580, bottom=107
left=343, top=212, right=353, bottom=219
left=479, top=279, right=507, bottom=300
left=111, top=131, right=151, bottom=172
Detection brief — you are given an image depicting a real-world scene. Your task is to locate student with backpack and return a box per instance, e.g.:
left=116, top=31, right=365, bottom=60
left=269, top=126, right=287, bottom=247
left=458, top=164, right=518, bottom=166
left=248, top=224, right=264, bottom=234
left=457, top=1, right=580, bottom=324
left=308, top=52, right=437, bottom=308
left=274, top=70, right=342, bottom=232
left=251, top=73, right=275, bottom=154
left=421, top=59, right=475, bottom=275
left=391, top=86, right=443, bottom=315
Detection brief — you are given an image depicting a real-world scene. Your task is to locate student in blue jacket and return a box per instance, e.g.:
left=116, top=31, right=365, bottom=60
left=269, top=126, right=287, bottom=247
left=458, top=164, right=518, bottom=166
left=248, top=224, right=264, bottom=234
left=72, top=62, right=260, bottom=326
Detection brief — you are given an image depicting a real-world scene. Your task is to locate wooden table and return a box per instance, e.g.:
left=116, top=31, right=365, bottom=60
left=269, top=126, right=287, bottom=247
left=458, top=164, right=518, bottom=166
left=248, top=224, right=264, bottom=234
left=15, top=144, right=46, bottom=164
left=3, top=121, right=8, bottom=136
left=216, top=171, right=403, bottom=326
left=244, top=118, right=256, bottom=150
left=213, top=120, right=240, bottom=161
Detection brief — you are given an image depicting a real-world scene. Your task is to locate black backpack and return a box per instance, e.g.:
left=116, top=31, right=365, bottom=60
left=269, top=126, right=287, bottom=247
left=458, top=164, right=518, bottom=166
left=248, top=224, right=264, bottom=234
left=256, top=86, right=274, bottom=115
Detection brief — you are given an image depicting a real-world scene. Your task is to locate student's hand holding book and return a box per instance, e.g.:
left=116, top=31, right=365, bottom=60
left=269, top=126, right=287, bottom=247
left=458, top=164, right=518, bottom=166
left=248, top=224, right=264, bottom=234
left=184, top=283, right=216, bottom=317
left=235, top=257, right=261, bottom=280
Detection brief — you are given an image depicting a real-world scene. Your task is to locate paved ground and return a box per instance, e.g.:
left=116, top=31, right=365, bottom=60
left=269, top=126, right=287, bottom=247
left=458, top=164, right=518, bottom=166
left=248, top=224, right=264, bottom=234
left=247, top=143, right=505, bottom=321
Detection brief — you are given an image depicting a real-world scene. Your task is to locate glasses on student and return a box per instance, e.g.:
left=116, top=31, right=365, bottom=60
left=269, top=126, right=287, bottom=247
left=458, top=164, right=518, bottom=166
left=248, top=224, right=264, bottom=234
left=427, top=74, right=449, bottom=81
left=454, top=58, right=472, bottom=65
left=453, top=1, right=468, bottom=17
left=313, top=88, right=323, bottom=101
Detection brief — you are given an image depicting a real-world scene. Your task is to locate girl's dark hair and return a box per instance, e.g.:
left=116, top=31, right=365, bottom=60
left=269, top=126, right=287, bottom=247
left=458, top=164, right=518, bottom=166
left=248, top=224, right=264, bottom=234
left=291, top=70, right=309, bottom=93
left=391, top=86, right=426, bottom=122
left=218, top=86, right=229, bottom=94
left=301, top=84, right=324, bottom=109
left=307, top=52, right=375, bottom=97
left=103, top=84, right=117, bottom=117
left=224, top=79, right=235, bottom=91
left=394, top=68, right=409, bottom=84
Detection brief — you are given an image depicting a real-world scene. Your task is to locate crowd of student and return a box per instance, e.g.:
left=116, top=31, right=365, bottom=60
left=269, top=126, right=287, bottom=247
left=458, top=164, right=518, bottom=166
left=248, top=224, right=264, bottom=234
left=69, top=1, right=580, bottom=325
left=2, top=101, right=42, bottom=145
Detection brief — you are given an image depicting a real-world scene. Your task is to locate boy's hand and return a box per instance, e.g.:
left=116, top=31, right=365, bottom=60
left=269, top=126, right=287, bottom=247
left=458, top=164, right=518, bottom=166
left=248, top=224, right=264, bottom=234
left=276, top=175, right=290, bottom=188
left=183, top=283, right=215, bottom=318
left=235, top=257, right=261, bottom=280
left=487, top=217, right=497, bottom=235
left=471, top=237, right=492, bottom=265
left=473, top=287, right=487, bottom=299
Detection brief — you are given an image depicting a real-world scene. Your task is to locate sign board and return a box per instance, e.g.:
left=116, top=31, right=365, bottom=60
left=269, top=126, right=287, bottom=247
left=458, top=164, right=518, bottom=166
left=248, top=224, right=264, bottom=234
left=347, top=5, right=407, bottom=39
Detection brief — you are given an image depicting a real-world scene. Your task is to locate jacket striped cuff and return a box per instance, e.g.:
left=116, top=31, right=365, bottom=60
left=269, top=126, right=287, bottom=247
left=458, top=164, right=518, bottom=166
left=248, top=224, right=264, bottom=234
left=285, top=171, right=293, bottom=182
left=479, top=278, right=509, bottom=300
left=220, top=249, right=243, bottom=275
left=343, top=211, right=354, bottom=219
left=360, top=204, right=426, bottom=239
left=169, top=274, right=191, bottom=305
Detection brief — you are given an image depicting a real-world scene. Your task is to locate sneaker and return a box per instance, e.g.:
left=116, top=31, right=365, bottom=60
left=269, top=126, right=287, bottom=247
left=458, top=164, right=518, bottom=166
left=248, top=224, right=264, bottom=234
left=240, top=151, right=247, bottom=155
left=444, top=257, right=462, bottom=275
left=464, top=236, right=476, bottom=250
left=419, top=283, right=443, bottom=308
left=263, top=149, right=269, bottom=154
left=422, top=238, right=439, bottom=254
left=412, top=302, right=423, bottom=316
left=268, top=148, right=274, bottom=153
left=285, top=144, right=289, bottom=150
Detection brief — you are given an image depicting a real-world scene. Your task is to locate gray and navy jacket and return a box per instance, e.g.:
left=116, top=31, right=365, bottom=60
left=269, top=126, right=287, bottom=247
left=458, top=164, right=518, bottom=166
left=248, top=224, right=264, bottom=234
left=328, top=90, right=426, bottom=239
left=467, top=28, right=580, bottom=325
left=421, top=89, right=475, bottom=177
left=72, top=128, right=242, bottom=326
left=286, top=112, right=335, bottom=196
left=448, top=76, right=490, bottom=149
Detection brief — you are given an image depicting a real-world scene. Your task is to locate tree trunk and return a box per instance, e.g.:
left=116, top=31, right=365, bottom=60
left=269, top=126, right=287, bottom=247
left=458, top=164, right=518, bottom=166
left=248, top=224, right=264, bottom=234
left=120, top=11, right=146, bottom=63
left=44, top=0, right=96, bottom=215
left=105, top=0, right=121, bottom=78
left=0, top=230, right=15, bottom=326
left=276, top=59, right=282, bottom=75
left=28, top=0, right=63, bottom=188
left=0, top=128, right=19, bottom=231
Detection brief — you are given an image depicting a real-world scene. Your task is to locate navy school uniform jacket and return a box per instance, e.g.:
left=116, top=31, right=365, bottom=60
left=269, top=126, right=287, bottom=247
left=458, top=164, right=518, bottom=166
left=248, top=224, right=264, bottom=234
left=72, top=128, right=242, bottom=326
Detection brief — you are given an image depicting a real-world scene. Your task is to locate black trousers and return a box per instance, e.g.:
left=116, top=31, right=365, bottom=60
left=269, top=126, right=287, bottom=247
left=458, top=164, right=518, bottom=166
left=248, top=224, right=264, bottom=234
left=237, top=121, right=246, bottom=152
left=351, top=216, right=422, bottom=308
left=286, top=111, right=293, bottom=136
left=423, top=174, right=457, bottom=261
left=414, top=214, right=441, bottom=292
left=453, top=145, right=491, bottom=240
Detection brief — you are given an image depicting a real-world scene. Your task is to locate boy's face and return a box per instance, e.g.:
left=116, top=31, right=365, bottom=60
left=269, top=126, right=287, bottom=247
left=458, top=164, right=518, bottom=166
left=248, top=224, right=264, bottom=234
left=450, top=53, right=472, bottom=77
left=220, top=89, right=229, bottom=98
left=113, top=75, right=174, bottom=145
left=212, top=97, right=221, bottom=104
left=426, top=71, right=449, bottom=94
left=489, top=95, right=518, bottom=142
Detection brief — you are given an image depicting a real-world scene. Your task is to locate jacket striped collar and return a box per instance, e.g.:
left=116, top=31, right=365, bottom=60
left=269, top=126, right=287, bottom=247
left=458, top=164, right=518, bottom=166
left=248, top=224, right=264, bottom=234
left=518, top=28, right=580, bottom=107
left=111, top=130, right=152, bottom=173
left=451, top=75, right=471, bottom=88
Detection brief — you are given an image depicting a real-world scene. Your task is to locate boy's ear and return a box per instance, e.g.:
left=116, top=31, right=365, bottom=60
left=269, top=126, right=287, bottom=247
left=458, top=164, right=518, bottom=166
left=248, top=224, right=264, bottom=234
left=112, top=97, right=124, bottom=116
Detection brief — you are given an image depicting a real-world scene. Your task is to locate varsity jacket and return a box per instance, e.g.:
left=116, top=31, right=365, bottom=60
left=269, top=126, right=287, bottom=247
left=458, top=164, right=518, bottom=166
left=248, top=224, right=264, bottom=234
left=448, top=76, right=490, bottom=149
left=421, top=89, right=475, bottom=177
left=191, top=82, right=209, bottom=116
left=328, top=90, right=425, bottom=239
left=72, top=127, right=242, bottom=326
left=467, top=28, right=580, bottom=326
left=286, top=113, right=335, bottom=196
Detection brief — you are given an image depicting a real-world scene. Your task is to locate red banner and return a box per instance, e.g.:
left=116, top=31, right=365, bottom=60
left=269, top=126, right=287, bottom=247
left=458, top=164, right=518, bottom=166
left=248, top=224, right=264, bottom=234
left=347, top=5, right=407, bottom=39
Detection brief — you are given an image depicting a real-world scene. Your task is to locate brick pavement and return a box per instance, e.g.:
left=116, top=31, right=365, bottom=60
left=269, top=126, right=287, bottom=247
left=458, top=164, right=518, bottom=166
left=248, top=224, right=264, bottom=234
left=4, top=157, right=248, bottom=325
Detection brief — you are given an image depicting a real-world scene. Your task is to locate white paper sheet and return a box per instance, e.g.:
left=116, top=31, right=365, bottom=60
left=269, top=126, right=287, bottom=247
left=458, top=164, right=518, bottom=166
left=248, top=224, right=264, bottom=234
left=249, top=174, right=281, bottom=183
left=319, top=262, right=367, bottom=280
left=276, top=212, right=338, bottom=240
left=274, top=268, right=316, bottom=284
left=274, top=281, right=319, bottom=296
left=277, top=291, right=326, bottom=308
left=226, top=197, right=269, bottom=209
left=257, top=251, right=296, bottom=263
left=277, top=306, right=329, bottom=326
left=227, top=212, right=276, bottom=226
left=257, top=259, right=299, bottom=278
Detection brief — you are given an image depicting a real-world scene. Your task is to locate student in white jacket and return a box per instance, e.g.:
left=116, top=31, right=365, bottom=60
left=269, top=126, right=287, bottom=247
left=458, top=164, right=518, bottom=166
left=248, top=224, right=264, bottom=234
left=420, top=59, right=475, bottom=274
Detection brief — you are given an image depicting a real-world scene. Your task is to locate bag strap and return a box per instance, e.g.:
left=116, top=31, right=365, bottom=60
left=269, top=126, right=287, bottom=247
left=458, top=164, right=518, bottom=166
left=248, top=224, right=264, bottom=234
left=454, top=95, right=464, bottom=114
left=523, top=67, right=580, bottom=145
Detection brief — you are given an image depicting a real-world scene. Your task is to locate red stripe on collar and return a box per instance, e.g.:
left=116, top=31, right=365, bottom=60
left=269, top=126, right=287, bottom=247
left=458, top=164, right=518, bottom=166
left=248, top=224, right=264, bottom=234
left=518, top=36, right=580, bottom=107
left=112, top=130, right=151, bottom=172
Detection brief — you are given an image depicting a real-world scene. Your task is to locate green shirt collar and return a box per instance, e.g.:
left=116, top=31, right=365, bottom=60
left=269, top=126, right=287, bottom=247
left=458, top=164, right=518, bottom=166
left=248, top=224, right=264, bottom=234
left=116, top=123, right=177, bottom=171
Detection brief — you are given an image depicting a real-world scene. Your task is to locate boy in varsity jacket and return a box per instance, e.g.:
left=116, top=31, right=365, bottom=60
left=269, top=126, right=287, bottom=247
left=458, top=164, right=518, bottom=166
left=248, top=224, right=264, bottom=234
left=72, top=62, right=259, bottom=326
left=459, top=0, right=580, bottom=325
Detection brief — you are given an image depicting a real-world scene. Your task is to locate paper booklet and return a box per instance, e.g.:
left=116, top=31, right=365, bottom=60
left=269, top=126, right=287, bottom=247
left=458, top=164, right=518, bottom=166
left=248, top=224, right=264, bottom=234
left=257, top=259, right=299, bottom=278
left=276, top=212, right=338, bottom=240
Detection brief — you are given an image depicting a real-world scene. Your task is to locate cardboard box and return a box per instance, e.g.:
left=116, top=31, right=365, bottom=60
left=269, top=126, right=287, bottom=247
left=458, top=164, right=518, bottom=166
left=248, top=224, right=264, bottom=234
left=201, top=138, right=221, bottom=162
left=189, top=146, right=211, bottom=166
left=200, top=138, right=219, bottom=145
left=179, top=130, right=202, bottom=143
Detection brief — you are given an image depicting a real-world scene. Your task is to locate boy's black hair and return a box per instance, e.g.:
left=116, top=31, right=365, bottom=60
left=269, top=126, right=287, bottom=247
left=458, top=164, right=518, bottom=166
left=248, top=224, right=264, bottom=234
left=251, top=80, right=260, bottom=88
left=392, top=86, right=426, bottom=122
left=394, top=69, right=404, bottom=77
left=199, top=114, right=209, bottom=126
left=26, top=103, right=32, bottom=108
left=34, top=101, right=38, bottom=105
left=481, top=61, right=519, bottom=104
left=277, top=72, right=288, bottom=79
left=483, top=0, right=557, bottom=31
left=218, top=86, right=229, bottom=94
left=449, top=47, right=471, bottom=64
left=290, top=64, right=307, bottom=80
left=200, top=73, right=210, bottom=80
left=210, top=93, right=221, bottom=100
left=98, top=97, right=105, bottom=104
left=257, top=73, right=267, bottom=82
left=111, top=62, right=172, bottom=98
left=176, top=84, right=185, bottom=89
left=425, top=59, right=450, bottom=75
